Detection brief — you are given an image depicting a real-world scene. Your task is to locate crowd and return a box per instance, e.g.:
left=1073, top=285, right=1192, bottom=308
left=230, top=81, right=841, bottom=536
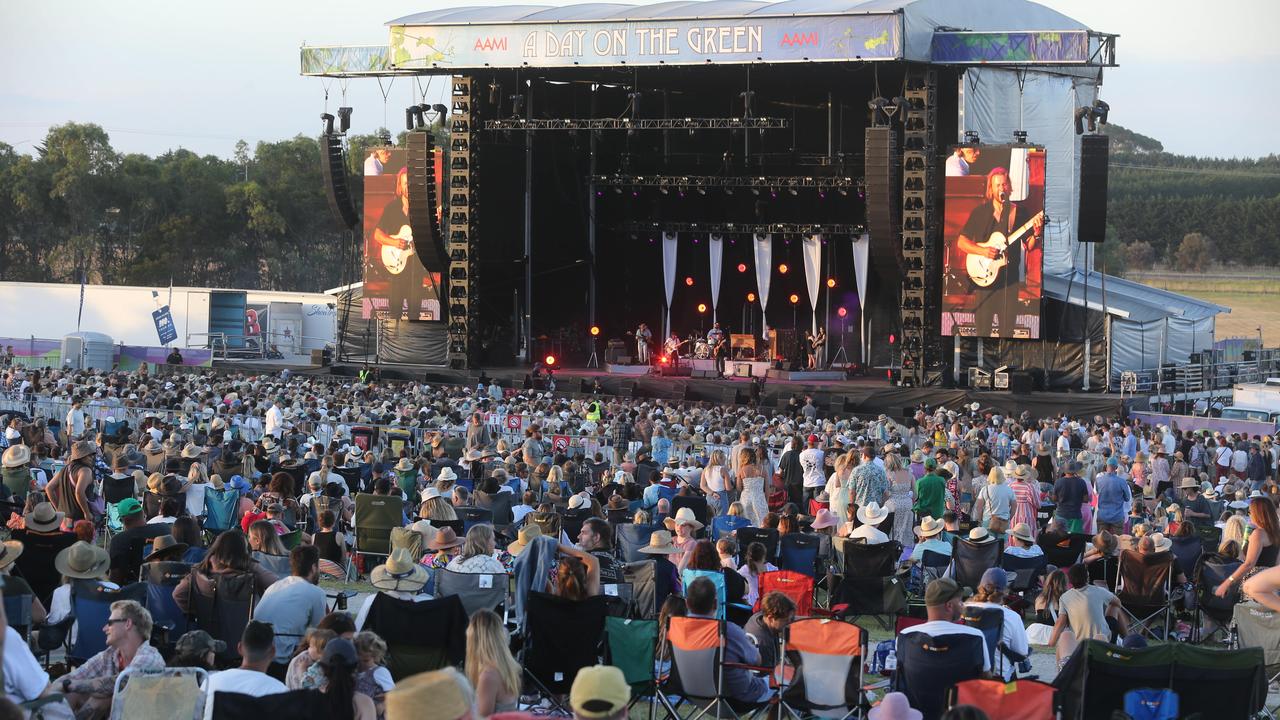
left=0, top=362, right=1278, bottom=718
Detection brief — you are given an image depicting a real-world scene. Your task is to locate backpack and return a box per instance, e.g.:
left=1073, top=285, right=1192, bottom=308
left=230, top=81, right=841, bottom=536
left=868, top=638, right=897, bottom=675
left=1123, top=688, right=1178, bottom=720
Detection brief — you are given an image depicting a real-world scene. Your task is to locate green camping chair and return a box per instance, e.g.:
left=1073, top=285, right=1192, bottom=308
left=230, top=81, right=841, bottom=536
left=605, top=617, right=659, bottom=719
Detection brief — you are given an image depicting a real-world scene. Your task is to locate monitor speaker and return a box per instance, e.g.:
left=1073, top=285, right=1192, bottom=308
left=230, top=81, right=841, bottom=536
left=319, top=134, right=358, bottom=230
left=1078, top=134, right=1109, bottom=242
left=406, top=131, right=443, bottom=266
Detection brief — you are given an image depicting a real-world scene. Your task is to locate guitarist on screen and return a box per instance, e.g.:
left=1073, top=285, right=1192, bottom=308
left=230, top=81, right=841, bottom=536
left=372, top=167, right=429, bottom=320
left=956, top=167, right=1043, bottom=338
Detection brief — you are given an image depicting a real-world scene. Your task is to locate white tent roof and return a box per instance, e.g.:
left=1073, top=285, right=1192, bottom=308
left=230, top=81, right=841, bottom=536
left=1044, top=270, right=1228, bottom=324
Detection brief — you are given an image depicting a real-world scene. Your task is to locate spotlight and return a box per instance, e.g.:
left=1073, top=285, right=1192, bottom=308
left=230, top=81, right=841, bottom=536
left=737, top=263, right=748, bottom=273
left=320, top=113, right=335, bottom=135
left=747, top=292, right=757, bottom=302
left=837, top=307, right=848, bottom=317
left=404, top=108, right=415, bottom=131
left=660, top=355, right=669, bottom=365
left=696, top=187, right=706, bottom=196
left=544, top=354, right=557, bottom=366
left=789, top=294, right=799, bottom=304
left=685, top=277, right=694, bottom=286
left=336, top=107, right=352, bottom=133
left=431, top=104, right=449, bottom=118
left=788, top=188, right=798, bottom=196
left=778, top=264, right=788, bottom=274
left=826, top=278, right=836, bottom=288
left=697, top=303, right=707, bottom=314
left=509, top=94, right=525, bottom=117
left=590, top=326, right=601, bottom=336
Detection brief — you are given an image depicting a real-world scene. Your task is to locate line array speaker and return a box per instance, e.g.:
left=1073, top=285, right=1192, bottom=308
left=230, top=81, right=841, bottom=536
left=863, top=127, right=901, bottom=276
left=1078, top=134, right=1109, bottom=242
left=406, top=131, right=443, bottom=266
left=319, top=133, right=358, bottom=230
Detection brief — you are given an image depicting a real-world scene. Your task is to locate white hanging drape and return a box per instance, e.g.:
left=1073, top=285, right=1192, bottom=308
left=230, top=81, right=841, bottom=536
left=662, top=232, right=678, bottom=339
left=752, top=233, right=772, bottom=342
left=802, top=235, right=822, bottom=334
left=708, top=234, right=723, bottom=323
left=851, top=234, right=870, bottom=310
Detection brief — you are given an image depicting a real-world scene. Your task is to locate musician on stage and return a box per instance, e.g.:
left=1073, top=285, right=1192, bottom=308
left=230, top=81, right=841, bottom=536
left=635, top=323, right=653, bottom=364
left=807, top=328, right=827, bottom=369
left=956, top=167, right=1043, bottom=338
left=706, top=322, right=726, bottom=374
left=663, top=331, right=685, bottom=364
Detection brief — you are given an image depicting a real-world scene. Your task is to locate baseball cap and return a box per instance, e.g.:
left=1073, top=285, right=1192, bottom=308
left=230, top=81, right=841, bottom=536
left=322, top=637, right=358, bottom=667
left=979, top=567, right=1010, bottom=591
left=924, top=577, right=967, bottom=607
left=570, top=665, right=631, bottom=719
left=174, top=629, right=226, bottom=657
left=924, top=457, right=937, bottom=469
left=1107, top=456, right=1120, bottom=467
left=117, top=498, right=143, bottom=518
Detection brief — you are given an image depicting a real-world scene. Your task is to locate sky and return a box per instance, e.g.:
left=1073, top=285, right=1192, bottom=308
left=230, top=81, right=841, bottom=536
left=1, top=0, right=1277, bottom=160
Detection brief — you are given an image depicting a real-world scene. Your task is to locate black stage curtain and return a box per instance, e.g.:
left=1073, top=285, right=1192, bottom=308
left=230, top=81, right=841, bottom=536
left=335, top=286, right=448, bottom=366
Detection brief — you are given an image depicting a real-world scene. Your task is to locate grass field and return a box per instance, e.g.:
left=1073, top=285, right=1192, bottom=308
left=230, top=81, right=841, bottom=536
left=1126, top=274, right=1279, bottom=346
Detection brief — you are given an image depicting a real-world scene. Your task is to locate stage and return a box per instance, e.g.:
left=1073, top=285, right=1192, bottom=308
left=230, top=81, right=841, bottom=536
left=324, top=361, right=1137, bottom=421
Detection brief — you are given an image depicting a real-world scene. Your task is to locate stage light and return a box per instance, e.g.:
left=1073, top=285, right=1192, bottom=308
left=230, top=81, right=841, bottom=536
left=889, top=333, right=896, bottom=344
left=590, top=326, right=600, bottom=336
left=320, top=113, right=335, bottom=135
left=337, top=107, right=352, bottom=133
left=747, top=292, right=756, bottom=302
left=545, top=354, right=557, bottom=366
left=697, top=303, right=707, bottom=313
left=660, top=355, right=670, bottom=365
left=789, top=294, right=799, bottom=304
left=826, top=278, right=836, bottom=288
left=778, top=264, right=788, bottom=274
left=837, top=307, right=848, bottom=317
left=685, top=276, right=694, bottom=286
left=737, top=263, right=748, bottom=273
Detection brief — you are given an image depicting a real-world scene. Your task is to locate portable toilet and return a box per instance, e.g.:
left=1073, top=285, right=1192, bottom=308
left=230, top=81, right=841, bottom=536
left=60, top=331, right=114, bottom=371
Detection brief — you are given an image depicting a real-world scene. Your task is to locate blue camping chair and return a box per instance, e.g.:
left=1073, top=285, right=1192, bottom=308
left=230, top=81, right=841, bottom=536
left=141, top=561, right=193, bottom=646
left=778, top=533, right=822, bottom=578
left=203, top=487, right=241, bottom=535
left=710, top=515, right=750, bottom=540
left=69, top=582, right=148, bottom=663
left=617, top=524, right=660, bottom=563
left=681, top=569, right=726, bottom=620
left=893, top=630, right=986, bottom=720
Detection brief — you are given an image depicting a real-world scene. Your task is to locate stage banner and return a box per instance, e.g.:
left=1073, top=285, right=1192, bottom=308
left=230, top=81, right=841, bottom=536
left=361, top=146, right=443, bottom=321
left=662, top=231, right=679, bottom=339
left=940, top=144, right=1045, bottom=339
left=802, top=235, right=822, bottom=334
left=752, top=233, right=772, bottom=341
left=852, top=234, right=869, bottom=309
left=708, top=234, right=723, bottom=323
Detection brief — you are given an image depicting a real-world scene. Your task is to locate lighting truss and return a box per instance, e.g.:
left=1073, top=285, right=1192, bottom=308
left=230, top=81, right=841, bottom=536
left=483, top=117, right=788, bottom=131
left=592, top=174, right=860, bottom=191
left=621, top=221, right=865, bottom=235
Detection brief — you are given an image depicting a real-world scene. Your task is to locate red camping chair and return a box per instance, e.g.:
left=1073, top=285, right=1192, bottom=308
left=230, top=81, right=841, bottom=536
left=756, top=570, right=814, bottom=616
left=950, top=678, right=1057, bottom=720
left=780, top=618, right=866, bottom=720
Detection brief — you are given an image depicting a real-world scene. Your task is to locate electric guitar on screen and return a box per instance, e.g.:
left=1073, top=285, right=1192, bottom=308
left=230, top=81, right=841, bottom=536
left=382, top=224, right=416, bottom=275
left=965, top=211, right=1045, bottom=287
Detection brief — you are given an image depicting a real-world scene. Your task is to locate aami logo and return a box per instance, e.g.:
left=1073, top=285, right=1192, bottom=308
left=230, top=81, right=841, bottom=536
left=474, top=37, right=508, bottom=51
left=780, top=32, right=819, bottom=47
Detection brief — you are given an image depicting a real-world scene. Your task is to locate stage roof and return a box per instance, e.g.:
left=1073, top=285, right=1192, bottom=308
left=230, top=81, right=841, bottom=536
left=301, top=0, right=1116, bottom=76
left=1044, top=270, right=1228, bottom=324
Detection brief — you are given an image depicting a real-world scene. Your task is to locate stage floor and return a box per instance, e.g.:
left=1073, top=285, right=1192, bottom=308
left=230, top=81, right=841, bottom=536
left=321, top=362, right=1138, bottom=421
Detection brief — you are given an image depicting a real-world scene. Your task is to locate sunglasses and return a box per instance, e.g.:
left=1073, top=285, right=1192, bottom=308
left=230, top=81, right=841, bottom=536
left=105, top=618, right=129, bottom=627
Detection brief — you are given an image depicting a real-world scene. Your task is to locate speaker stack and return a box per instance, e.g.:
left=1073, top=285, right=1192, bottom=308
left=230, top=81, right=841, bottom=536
left=1078, top=134, right=1109, bottom=243
left=405, top=131, right=443, bottom=268
left=320, top=133, right=358, bottom=231
left=863, top=126, right=901, bottom=277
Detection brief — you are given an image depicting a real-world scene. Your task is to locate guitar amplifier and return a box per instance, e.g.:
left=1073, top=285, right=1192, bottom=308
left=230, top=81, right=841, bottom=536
left=968, top=367, right=992, bottom=389
left=993, top=371, right=1010, bottom=390
left=604, top=339, right=626, bottom=364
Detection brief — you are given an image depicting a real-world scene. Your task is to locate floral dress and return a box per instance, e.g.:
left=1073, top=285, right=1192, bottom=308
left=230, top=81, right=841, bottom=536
left=888, top=471, right=916, bottom=548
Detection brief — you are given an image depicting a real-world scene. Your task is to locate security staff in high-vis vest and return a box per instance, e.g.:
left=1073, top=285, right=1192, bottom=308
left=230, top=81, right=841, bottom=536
left=586, top=400, right=602, bottom=424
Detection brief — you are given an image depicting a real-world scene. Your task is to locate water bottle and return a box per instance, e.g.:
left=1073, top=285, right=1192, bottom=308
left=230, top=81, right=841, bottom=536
left=884, top=648, right=897, bottom=673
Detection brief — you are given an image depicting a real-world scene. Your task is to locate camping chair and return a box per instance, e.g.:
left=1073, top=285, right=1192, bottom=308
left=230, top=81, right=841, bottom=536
left=779, top=618, right=865, bottom=720
left=606, top=507, right=634, bottom=528
left=778, top=533, right=821, bottom=578
left=102, top=475, right=135, bottom=505
left=736, top=527, right=780, bottom=560
left=354, top=493, right=404, bottom=567
left=560, top=508, right=592, bottom=544
left=892, top=630, right=986, bottom=720
left=618, top=524, right=659, bottom=562
left=208, top=688, right=334, bottom=720
left=434, top=568, right=507, bottom=617
left=919, top=550, right=951, bottom=586
left=950, top=537, right=1002, bottom=591
left=520, top=592, right=609, bottom=713
left=487, top=491, right=514, bottom=528
left=110, top=667, right=208, bottom=720
left=185, top=568, right=257, bottom=665
left=604, top=617, right=659, bottom=716
left=202, top=487, right=241, bottom=536
left=711, top=514, right=750, bottom=540
left=1054, top=639, right=1266, bottom=720
left=682, top=569, right=728, bottom=620
left=671, top=495, right=710, bottom=531
left=1233, top=600, right=1280, bottom=696
left=830, top=540, right=905, bottom=629
left=361, top=593, right=468, bottom=681
left=528, top=510, right=562, bottom=541
left=335, top=466, right=363, bottom=496
left=1114, top=549, right=1175, bottom=640
left=3, top=593, right=32, bottom=640
left=140, top=560, right=194, bottom=649
left=456, top=506, right=494, bottom=533
left=960, top=605, right=1030, bottom=680
left=624, top=559, right=658, bottom=620
left=280, top=528, right=303, bottom=550
left=949, top=678, right=1057, bottom=720
left=69, top=581, right=148, bottom=663
left=999, top=552, right=1049, bottom=599
left=1038, top=533, right=1086, bottom=569
left=1192, top=553, right=1241, bottom=643
left=1196, top=523, right=1222, bottom=553
left=1168, top=534, right=1202, bottom=581
left=13, top=529, right=77, bottom=607
left=661, top=615, right=770, bottom=720
left=757, top=570, right=814, bottom=617
left=1086, top=554, right=1120, bottom=592
left=318, top=557, right=356, bottom=584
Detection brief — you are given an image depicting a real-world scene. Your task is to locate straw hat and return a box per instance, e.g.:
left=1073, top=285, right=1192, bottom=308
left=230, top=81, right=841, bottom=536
left=394, top=458, right=415, bottom=473
left=435, top=466, right=457, bottom=483
left=1150, top=533, right=1172, bottom=553
left=370, top=548, right=430, bottom=593
left=23, top=502, right=65, bottom=533
left=663, top=507, right=704, bottom=532
left=180, top=443, right=203, bottom=459
left=1009, top=523, right=1036, bottom=544
left=427, top=526, right=463, bottom=551
left=420, top=486, right=442, bottom=502
left=209, top=474, right=225, bottom=490
left=1179, top=478, right=1199, bottom=490
left=507, top=524, right=543, bottom=555
left=856, top=502, right=889, bottom=526
left=144, top=438, right=163, bottom=453
left=638, top=530, right=680, bottom=554
left=385, top=668, right=472, bottom=720
left=143, top=535, right=189, bottom=563
left=2, top=444, right=30, bottom=468
left=915, top=516, right=944, bottom=539
left=569, top=493, right=591, bottom=510
left=55, top=541, right=111, bottom=580
left=967, top=526, right=994, bottom=544
left=0, top=540, right=24, bottom=571
left=261, top=436, right=278, bottom=452
left=69, top=440, right=97, bottom=461
left=410, top=520, right=438, bottom=548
